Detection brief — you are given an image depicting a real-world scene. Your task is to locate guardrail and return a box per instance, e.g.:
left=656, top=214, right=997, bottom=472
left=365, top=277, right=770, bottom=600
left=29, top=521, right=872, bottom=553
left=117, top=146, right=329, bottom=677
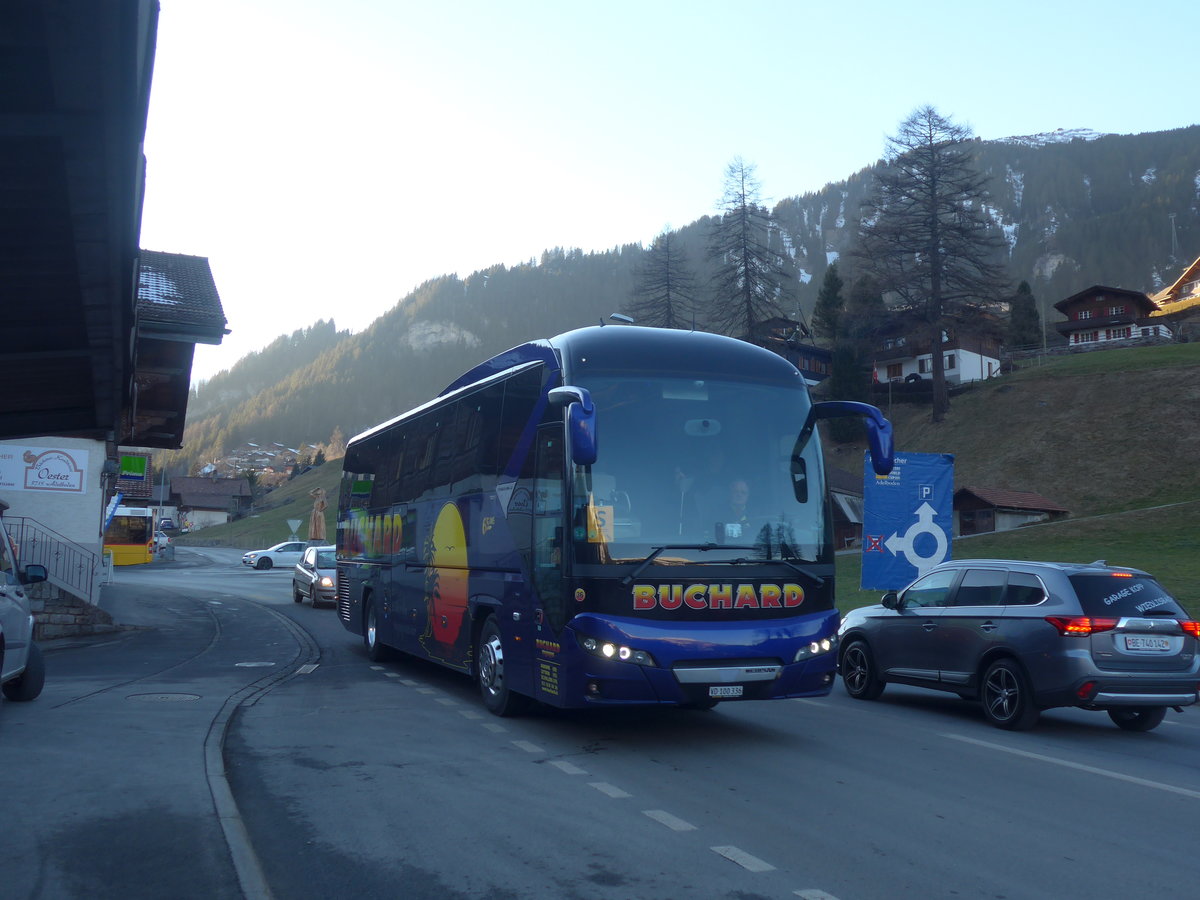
left=7, top=516, right=100, bottom=605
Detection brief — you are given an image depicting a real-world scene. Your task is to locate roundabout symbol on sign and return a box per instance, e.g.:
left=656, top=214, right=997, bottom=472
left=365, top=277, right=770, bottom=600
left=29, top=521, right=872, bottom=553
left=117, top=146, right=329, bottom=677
left=883, top=502, right=949, bottom=577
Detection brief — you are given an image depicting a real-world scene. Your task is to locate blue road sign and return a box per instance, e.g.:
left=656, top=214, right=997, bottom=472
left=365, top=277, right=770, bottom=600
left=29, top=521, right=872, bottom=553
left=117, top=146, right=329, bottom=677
left=861, top=451, right=954, bottom=590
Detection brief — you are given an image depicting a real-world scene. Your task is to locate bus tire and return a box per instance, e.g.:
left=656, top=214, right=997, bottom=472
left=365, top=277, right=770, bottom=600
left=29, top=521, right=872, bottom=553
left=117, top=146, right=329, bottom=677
left=477, top=615, right=528, bottom=717
left=363, top=596, right=390, bottom=662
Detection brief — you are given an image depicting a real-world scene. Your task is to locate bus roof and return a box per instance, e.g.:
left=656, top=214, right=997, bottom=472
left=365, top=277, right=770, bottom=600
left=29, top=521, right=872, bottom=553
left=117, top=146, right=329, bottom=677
left=350, top=326, right=805, bottom=447
left=441, top=325, right=801, bottom=396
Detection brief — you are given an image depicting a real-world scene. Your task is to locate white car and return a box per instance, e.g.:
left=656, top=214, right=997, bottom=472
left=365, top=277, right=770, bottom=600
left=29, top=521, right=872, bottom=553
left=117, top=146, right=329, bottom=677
left=242, top=540, right=306, bottom=570
left=1, top=506, right=48, bottom=702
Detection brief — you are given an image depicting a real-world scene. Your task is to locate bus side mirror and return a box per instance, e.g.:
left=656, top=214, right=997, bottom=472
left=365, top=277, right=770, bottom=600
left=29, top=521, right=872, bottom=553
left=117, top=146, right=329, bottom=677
left=548, top=385, right=597, bottom=466
left=804, top=401, right=894, bottom=476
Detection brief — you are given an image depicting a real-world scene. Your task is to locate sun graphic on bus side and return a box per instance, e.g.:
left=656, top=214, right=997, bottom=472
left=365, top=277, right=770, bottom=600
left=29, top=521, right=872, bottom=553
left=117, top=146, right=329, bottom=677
left=420, top=501, right=469, bottom=659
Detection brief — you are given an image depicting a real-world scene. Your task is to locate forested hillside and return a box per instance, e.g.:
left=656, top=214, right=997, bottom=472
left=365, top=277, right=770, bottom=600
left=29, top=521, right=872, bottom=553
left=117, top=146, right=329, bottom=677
left=159, top=125, right=1200, bottom=476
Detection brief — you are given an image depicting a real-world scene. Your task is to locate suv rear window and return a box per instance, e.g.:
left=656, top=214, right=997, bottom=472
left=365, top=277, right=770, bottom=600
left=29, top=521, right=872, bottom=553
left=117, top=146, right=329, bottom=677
left=1068, top=574, right=1185, bottom=618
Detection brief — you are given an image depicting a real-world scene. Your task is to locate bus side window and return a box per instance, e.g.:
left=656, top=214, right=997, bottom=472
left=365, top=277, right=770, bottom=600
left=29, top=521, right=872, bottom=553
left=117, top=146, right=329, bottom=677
left=498, top=364, right=543, bottom=480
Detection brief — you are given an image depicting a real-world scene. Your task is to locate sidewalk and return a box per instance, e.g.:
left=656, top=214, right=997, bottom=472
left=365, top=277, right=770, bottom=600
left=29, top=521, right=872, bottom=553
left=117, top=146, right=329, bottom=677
left=1, top=580, right=312, bottom=899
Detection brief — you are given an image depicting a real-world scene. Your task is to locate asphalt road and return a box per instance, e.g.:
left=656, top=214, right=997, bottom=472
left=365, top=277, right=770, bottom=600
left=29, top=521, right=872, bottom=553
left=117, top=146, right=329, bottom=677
left=3, top=547, right=1198, bottom=899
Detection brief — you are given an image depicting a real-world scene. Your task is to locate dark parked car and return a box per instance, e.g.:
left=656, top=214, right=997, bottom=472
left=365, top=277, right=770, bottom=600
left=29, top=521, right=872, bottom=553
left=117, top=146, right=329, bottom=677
left=838, top=559, right=1200, bottom=731
left=292, top=545, right=336, bottom=606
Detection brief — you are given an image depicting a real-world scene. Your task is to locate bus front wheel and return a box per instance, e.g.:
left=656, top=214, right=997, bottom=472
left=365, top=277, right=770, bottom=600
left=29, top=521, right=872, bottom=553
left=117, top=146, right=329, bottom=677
left=477, top=616, right=528, bottom=717
left=363, top=597, right=390, bottom=662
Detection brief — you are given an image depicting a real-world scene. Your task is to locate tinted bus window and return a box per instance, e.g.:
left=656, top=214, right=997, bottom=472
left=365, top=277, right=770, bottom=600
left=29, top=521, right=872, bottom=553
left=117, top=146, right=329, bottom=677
left=498, top=365, right=544, bottom=479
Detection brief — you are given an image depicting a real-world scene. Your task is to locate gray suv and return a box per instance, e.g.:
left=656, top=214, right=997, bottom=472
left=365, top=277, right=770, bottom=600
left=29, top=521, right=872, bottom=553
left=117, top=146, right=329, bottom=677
left=838, top=559, right=1199, bottom=731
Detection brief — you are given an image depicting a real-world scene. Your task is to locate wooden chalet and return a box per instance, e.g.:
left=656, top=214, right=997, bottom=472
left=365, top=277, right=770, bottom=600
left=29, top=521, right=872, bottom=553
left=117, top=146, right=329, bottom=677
left=1053, top=285, right=1170, bottom=348
left=1150, top=254, right=1200, bottom=339
left=954, top=487, right=1068, bottom=536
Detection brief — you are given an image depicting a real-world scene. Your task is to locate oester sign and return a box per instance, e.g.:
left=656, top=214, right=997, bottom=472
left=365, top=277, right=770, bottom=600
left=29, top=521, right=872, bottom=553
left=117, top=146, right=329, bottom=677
left=861, top=452, right=954, bottom=590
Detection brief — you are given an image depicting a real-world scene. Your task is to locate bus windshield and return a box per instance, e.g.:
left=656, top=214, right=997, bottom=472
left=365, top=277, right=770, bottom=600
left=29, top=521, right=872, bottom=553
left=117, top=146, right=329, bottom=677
left=569, top=374, right=826, bottom=566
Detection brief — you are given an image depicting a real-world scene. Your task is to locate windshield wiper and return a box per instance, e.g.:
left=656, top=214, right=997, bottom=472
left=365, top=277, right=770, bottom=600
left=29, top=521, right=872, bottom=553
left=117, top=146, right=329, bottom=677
left=619, top=544, right=825, bottom=587
left=621, top=544, right=754, bottom=585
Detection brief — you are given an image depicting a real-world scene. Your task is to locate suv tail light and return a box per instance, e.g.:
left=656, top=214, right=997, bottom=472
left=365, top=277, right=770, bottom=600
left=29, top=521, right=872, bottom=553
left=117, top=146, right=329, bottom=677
left=1044, top=616, right=1118, bottom=636
left=1180, top=621, right=1200, bottom=639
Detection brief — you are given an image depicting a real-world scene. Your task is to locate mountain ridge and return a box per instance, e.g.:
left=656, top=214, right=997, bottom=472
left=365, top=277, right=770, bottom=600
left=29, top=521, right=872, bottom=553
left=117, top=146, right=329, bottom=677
left=162, top=124, right=1200, bottom=480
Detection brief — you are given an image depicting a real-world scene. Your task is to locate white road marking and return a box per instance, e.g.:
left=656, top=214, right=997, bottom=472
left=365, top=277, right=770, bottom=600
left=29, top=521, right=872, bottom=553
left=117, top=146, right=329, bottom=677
left=589, top=782, right=632, bottom=798
left=369, top=666, right=385, bottom=671
left=297, top=664, right=318, bottom=675
left=513, top=740, right=543, bottom=753
left=383, top=672, right=402, bottom=678
left=643, top=810, right=696, bottom=831
left=483, top=723, right=507, bottom=733
left=435, top=697, right=458, bottom=706
left=399, top=680, right=421, bottom=687
left=711, top=846, right=775, bottom=872
left=549, top=760, right=587, bottom=775
left=415, top=687, right=437, bottom=694
left=795, top=890, right=841, bottom=899
left=944, top=732, right=1200, bottom=799
left=791, top=699, right=827, bottom=707
left=458, top=710, right=484, bottom=720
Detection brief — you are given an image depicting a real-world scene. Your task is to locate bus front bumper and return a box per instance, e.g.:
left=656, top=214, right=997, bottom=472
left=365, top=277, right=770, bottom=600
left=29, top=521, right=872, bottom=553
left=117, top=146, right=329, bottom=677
left=555, top=612, right=840, bottom=707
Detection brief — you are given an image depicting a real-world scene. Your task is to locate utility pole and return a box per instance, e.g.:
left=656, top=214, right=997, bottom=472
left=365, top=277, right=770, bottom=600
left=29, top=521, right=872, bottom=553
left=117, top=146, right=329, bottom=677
left=1169, top=213, right=1179, bottom=260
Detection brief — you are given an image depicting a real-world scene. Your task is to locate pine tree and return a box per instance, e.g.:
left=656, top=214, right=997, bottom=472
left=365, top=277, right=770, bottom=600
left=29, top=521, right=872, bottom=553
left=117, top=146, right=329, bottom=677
left=625, top=231, right=699, bottom=328
left=706, top=157, right=790, bottom=338
left=852, top=106, right=1010, bottom=422
left=1006, top=281, right=1042, bottom=349
left=825, top=276, right=884, bottom=442
left=812, top=262, right=845, bottom=342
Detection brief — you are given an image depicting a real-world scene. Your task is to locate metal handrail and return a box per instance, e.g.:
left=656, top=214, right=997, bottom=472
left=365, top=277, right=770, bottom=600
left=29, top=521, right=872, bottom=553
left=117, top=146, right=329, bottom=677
left=7, top=516, right=100, bottom=605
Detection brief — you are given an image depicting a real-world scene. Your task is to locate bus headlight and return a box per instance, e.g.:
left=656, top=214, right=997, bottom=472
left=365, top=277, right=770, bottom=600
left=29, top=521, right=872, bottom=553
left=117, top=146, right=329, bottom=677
left=580, top=636, right=656, bottom=667
left=794, top=635, right=837, bottom=662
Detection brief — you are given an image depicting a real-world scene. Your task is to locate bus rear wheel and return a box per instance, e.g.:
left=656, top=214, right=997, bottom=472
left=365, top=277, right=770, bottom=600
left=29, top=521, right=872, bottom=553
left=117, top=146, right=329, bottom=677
left=477, top=615, right=528, bottom=717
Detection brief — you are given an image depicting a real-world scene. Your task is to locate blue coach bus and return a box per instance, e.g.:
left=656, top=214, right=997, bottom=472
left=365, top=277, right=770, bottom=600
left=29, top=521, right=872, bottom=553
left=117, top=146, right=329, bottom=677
left=337, top=324, right=893, bottom=715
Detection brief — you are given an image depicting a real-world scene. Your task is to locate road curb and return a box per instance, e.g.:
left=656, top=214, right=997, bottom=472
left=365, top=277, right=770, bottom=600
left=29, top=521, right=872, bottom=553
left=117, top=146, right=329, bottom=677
left=204, top=600, right=322, bottom=900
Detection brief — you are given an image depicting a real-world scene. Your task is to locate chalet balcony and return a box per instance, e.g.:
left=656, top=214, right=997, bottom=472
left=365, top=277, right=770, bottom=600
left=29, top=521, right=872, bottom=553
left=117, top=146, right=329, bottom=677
left=1055, top=313, right=1133, bottom=335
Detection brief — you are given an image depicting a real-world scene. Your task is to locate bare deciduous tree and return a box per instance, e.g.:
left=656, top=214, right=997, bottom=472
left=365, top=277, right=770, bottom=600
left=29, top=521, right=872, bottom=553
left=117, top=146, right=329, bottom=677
left=626, top=231, right=698, bottom=328
left=707, top=157, right=790, bottom=338
left=853, top=106, right=1009, bottom=421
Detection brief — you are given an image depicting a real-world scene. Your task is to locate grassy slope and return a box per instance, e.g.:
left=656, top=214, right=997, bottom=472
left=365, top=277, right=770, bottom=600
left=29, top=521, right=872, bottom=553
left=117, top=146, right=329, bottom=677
left=835, top=341, right=1200, bottom=618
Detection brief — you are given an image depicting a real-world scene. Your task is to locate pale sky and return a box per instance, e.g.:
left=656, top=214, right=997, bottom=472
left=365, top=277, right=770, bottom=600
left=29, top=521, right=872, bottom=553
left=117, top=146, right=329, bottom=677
left=138, top=0, right=1199, bottom=384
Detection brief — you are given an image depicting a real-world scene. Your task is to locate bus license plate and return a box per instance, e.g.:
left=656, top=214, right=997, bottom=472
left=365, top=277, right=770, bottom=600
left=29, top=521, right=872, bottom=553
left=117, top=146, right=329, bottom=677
left=1124, top=635, right=1171, bottom=651
left=709, top=685, right=743, bottom=698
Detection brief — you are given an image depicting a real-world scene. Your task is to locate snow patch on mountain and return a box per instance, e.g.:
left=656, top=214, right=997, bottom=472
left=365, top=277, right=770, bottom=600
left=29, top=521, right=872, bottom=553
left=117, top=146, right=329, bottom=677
left=998, top=127, right=1107, bottom=147
left=405, top=321, right=481, bottom=351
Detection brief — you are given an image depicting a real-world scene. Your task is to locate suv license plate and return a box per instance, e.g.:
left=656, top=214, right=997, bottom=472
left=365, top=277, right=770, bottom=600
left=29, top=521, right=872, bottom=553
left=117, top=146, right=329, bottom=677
left=1124, top=635, right=1171, bottom=651
left=709, top=685, right=743, bottom=698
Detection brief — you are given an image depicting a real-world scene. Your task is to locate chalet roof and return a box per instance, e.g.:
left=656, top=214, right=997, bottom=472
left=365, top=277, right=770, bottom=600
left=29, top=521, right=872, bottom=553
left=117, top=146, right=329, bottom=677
left=172, top=476, right=253, bottom=509
left=1053, top=285, right=1155, bottom=315
left=138, top=251, right=229, bottom=340
left=954, top=486, right=1068, bottom=514
left=1150, top=254, right=1200, bottom=318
